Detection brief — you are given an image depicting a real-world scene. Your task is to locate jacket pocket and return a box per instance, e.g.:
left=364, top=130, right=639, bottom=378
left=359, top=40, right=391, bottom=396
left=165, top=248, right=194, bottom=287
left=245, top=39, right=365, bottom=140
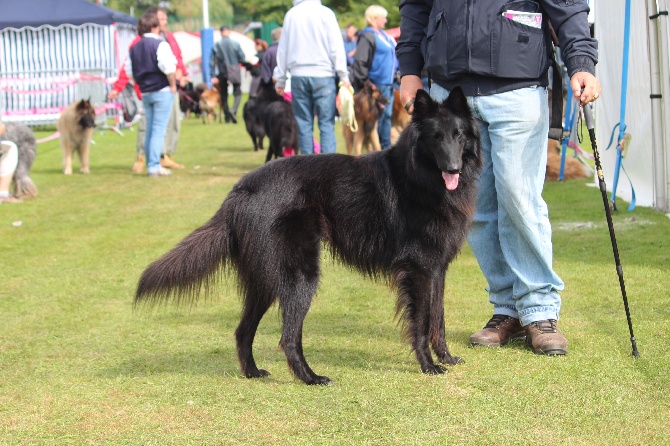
left=490, top=12, right=547, bottom=78
left=423, top=11, right=448, bottom=77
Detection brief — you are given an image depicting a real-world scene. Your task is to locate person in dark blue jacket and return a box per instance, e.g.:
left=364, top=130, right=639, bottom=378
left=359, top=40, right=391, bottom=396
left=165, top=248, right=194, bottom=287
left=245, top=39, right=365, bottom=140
left=350, top=5, right=398, bottom=151
left=397, top=0, right=601, bottom=355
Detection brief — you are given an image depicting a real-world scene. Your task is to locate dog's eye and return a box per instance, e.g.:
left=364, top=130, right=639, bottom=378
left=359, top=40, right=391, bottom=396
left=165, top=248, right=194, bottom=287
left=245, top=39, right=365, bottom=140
left=452, top=129, right=463, bottom=140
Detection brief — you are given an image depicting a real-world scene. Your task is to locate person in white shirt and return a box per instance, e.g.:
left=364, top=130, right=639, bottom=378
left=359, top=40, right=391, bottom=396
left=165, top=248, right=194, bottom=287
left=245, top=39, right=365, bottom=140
left=125, top=12, right=177, bottom=177
left=274, top=0, right=351, bottom=154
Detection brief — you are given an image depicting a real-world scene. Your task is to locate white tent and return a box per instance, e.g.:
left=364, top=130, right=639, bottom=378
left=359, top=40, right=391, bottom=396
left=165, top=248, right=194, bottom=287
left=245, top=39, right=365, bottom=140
left=0, top=0, right=136, bottom=126
left=594, top=0, right=670, bottom=211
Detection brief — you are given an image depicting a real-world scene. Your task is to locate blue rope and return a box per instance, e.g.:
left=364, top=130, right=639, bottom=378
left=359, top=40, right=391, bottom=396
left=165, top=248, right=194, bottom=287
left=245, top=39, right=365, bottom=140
left=611, top=0, right=635, bottom=211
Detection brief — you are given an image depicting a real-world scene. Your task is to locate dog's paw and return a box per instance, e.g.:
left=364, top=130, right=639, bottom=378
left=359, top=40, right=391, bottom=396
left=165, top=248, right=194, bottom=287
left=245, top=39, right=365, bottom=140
left=306, top=375, right=333, bottom=386
left=245, top=369, right=271, bottom=379
left=63, top=169, right=72, bottom=175
left=421, top=364, right=447, bottom=375
left=80, top=168, right=90, bottom=174
left=437, top=353, right=465, bottom=365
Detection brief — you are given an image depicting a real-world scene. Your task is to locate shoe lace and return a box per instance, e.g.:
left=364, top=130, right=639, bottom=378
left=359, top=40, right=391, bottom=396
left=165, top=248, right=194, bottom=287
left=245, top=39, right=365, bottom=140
left=532, top=320, right=558, bottom=333
left=484, top=314, right=513, bottom=329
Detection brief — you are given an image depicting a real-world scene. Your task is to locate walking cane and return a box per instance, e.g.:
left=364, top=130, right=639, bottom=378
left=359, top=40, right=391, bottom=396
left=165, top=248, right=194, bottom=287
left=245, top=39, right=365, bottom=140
left=582, top=103, right=640, bottom=357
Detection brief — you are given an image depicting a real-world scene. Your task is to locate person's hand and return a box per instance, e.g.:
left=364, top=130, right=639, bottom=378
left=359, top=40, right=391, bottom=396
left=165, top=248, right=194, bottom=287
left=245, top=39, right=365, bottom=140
left=107, top=90, right=119, bottom=100
left=170, top=85, right=177, bottom=94
left=211, top=77, right=219, bottom=85
left=275, top=86, right=285, bottom=97
left=399, top=75, right=424, bottom=114
left=570, top=71, right=601, bottom=105
left=341, top=80, right=352, bottom=90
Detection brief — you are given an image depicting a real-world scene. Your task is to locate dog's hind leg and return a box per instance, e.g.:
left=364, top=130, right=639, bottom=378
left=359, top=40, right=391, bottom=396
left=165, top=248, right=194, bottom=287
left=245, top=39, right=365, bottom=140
left=279, top=282, right=331, bottom=385
left=276, top=209, right=331, bottom=385
left=235, top=293, right=275, bottom=379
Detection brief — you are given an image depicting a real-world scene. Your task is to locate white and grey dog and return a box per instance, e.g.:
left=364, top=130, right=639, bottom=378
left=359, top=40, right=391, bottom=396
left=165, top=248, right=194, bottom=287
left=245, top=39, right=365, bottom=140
left=3, top=122, right=38, bottom=198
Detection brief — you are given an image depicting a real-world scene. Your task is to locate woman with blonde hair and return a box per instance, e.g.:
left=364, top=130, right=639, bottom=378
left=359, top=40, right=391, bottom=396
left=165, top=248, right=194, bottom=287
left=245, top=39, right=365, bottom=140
left=350, top=5, right=397, bottom=151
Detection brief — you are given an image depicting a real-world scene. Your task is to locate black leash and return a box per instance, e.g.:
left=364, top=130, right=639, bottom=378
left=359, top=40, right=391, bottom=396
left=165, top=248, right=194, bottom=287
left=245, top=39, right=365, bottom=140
left=582, top=103, right=639, bottom=357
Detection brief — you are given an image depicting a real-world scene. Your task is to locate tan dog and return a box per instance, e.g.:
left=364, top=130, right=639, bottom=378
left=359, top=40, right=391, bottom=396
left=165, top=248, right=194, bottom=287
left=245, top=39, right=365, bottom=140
left=545, top=139, right=590, bottom=181
left=199, top=86, right=222, bottom=124
left=57, top=99, right=96, bottom=174
left=390, top=88, right=411, bottom=145
left=341, top=81, right=389, bottom=156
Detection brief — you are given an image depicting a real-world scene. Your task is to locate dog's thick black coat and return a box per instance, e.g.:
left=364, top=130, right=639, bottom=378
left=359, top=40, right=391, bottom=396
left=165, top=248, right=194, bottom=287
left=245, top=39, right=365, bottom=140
left=262, top=99, right=299, bottom=162
left=135, top=88, right=481, bottom=385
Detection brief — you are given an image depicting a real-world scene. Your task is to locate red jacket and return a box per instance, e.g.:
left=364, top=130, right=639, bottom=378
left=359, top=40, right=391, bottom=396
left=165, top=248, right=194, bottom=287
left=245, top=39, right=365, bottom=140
left=112, top=31, right=187, bottom=99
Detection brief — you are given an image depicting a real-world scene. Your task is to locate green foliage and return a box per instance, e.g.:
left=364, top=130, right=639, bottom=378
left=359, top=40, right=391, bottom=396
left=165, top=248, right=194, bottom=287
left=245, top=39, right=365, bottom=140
left=1, top=111, right=669, bottom=443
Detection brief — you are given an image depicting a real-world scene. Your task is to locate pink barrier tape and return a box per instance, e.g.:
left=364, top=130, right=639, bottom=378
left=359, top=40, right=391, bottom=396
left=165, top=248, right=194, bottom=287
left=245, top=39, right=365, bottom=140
left=0, top=73, right=116, bottom=94
left=35, top=132, right=61, bottom=144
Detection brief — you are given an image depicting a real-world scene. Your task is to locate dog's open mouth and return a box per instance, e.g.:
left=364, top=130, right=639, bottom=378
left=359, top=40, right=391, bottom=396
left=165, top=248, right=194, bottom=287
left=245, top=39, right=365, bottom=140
left=442, top=172, right=460, bottom=190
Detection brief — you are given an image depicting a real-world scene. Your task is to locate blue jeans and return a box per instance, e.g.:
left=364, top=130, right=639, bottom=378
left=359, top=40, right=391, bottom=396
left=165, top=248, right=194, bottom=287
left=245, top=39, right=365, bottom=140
left=376, top=84, right=394, bottom=150
left=290, top=76, right=337, bottom=154
left=142, top=90, right=174, bottom=174
left=431, top=84, right=563, bottom=326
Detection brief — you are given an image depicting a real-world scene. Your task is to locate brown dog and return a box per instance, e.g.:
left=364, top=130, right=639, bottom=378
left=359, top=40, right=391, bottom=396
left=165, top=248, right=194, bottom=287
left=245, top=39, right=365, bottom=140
left=198, top=85, right=222, bottom=124
left=57, top=99, right=96, bottom=174
left=545, top=139, right=590, bottom=181
left=390, top=88, right=411, bottom=145
left=342, top=81, right=389, bottom=156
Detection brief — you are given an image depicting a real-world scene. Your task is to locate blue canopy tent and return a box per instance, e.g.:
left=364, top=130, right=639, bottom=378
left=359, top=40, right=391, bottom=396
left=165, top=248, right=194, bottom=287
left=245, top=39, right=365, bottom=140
left=0, top=0, right=137, bottom=125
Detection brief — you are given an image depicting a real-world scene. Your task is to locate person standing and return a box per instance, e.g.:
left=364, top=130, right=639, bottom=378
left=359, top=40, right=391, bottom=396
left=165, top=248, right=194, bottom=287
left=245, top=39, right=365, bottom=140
left=350, top=5, right=397, bottom=151
left=126, top=12, right=177, bottom=177
left=108, top=6, right=187, bottom=172
left=343, top=24, right=358, bottom=67
left=397, top=0, right=601, bottom=354
left=261, top=27, right=282, bottom=85
left=249, top=39, right=268, bottom=97
left=274, top=0, right=351, bottom=155
left=210, top=26, right=247, bottom=124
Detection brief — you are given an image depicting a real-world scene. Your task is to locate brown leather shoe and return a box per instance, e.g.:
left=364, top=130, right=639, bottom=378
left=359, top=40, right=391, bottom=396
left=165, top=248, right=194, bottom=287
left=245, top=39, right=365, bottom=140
left=161, top=154, right=185, bottom=169
left=525, top=319, right=568, bottom=355
left=131, top=155, right=145, bottom=173
left=469, top=314, right=526, bottom=347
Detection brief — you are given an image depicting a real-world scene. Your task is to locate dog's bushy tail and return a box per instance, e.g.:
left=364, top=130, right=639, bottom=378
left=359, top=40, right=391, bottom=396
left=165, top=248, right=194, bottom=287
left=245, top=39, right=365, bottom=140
left=135, top=207, right=231, bottom=308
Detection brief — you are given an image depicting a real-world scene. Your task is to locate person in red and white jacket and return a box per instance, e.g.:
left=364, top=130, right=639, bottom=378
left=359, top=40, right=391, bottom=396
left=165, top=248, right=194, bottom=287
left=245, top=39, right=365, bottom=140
left=108, top=6, right=189, bottom=172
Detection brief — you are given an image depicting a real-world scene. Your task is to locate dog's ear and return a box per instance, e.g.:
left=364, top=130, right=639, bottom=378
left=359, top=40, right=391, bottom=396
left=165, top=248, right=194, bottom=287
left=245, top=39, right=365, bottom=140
left=412, top=89, right=436, bottom=119
left=445, top=86, right=470, bottom=117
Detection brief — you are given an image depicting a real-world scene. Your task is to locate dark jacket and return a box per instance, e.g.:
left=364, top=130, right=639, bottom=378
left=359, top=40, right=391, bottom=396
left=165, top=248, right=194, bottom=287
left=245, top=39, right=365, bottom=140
left=129, top=37, right=169, bottom=94
left=261, top=43, right=279, bottom=84
left=349, top=31, right=375, bottom=92
left=396, top=0, right=598, bottom=96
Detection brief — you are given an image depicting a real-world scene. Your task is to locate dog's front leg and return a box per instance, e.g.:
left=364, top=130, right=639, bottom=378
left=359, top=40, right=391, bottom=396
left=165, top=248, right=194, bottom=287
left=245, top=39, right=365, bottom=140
left=394, top=263, right=446, bottom=375
left=63, top=143, right=73, bottom=175
left=429, top=269, right=463, bottom=365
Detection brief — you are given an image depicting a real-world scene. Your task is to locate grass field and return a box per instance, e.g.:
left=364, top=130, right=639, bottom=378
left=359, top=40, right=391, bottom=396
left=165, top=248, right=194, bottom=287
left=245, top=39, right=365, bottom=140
left=1, top=111, right=669, bottom=445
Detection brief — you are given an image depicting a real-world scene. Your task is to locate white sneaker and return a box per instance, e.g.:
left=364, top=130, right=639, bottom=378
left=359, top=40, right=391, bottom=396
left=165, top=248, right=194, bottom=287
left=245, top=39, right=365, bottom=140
left=148, top=167, right=173, bottom=177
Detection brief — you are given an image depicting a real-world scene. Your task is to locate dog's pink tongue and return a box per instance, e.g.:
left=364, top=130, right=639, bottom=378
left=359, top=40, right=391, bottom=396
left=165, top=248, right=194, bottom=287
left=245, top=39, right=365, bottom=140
left=442, top=172, right=460, bottom=190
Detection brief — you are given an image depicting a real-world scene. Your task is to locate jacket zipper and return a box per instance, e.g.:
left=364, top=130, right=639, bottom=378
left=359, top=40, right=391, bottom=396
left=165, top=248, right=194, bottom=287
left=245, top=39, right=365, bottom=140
left=466, top=0, right=473, bottom=73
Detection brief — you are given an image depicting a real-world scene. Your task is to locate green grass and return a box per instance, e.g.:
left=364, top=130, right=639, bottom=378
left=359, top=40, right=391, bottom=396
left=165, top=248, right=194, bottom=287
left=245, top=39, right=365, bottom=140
left=1, top=112, right=669, bottom=445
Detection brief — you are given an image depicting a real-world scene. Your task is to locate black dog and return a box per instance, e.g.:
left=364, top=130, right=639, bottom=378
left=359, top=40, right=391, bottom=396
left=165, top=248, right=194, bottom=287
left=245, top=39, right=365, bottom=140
left=135, top=88, right=481, bottom=385
left=243, top=80, right=282, bottom=152
left=178, top=81, right=201, bottom=118
left=263, top=99, right=299, bottom=162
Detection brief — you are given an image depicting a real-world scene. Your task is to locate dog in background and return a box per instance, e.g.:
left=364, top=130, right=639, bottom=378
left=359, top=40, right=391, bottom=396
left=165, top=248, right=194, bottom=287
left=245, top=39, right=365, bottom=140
left=135, top=88, right=481, bottom=385
left=243, top=80, right=283, bottom=152
left=391, top=88, right=411, bottom=145
left=198, top=83, right=221, bottom=124
left=2, top=122, right=38, bottom=198
left=179, top=81, right=201, bottom=118
left=341, top=81, right=389, bottom=156
left=545, top=139, right=590, bottom=181
left=57, top=99, right=96, bottom=175
left=262, top=99, right=299, bottom=162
